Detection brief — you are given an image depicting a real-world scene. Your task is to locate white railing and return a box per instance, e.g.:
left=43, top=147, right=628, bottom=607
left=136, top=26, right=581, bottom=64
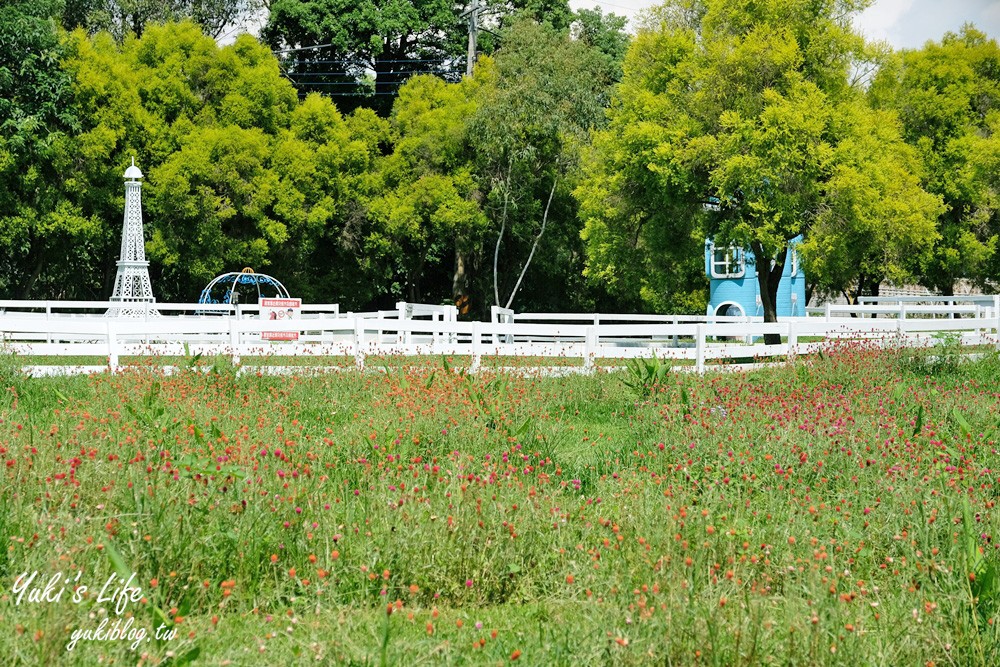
left=2, top=299, right=999, bottom=374
left=809, top=295, right=1000, bottom=320
left=858, top=295, right=1000, bottom=306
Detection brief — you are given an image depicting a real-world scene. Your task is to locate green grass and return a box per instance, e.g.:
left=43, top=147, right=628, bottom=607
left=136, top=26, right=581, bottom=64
left=1, top=345, right=1000, bottom=664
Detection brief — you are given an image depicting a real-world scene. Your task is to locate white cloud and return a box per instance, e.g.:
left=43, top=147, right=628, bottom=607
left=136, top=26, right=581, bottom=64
left=853, top=0, right=916, bottom=45
left=855, top=0, right=1000, bottom=49
left=569, top=0, right=1000, bottom=48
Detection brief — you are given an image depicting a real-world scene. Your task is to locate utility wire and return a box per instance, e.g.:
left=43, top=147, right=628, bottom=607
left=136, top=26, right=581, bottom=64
left=287, top=58, right=456, bottom=64
left=272, top=43, right=335, bottom=54
left=285, top=70, right=461, bottom=76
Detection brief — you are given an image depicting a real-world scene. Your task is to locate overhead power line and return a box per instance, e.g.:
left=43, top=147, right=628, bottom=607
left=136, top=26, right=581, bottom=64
left=287, top=70, right=460, bottom=76
left=272, top=43, right=335, bottom=54
left=287, top=58, right=455, bottom=64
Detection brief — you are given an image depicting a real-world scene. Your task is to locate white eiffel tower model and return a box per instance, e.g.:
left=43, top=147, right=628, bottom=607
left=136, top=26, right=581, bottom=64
left=106, top=159, right=159, bottom=317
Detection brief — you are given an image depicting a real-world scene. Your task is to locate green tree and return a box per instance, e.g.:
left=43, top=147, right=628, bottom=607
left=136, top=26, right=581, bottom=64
left=366, top=74, right=487, bottom=304
left=56, top=21, right=387, bottom=304
left=0, top=0, right=102, bottom=300
left=470, top=19, right=614, bottom=312
left=59, top=0, right=265, bottom=40
left=269, top=98, right=390, bottom=307
left=579, top=0, right=938, bottom=337
left=261, top=0, right=468, bottom=116
left=260, top=0, right=575, bottom=117
left=871, top=26, right=1000, bottom=295
left=571, top=7, right=628, bottom=82
left=797, top=106, right=943, bottom=304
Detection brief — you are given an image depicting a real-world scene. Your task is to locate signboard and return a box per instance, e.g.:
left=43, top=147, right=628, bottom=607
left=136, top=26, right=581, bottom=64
left=260, top=298, right=301, bottom=341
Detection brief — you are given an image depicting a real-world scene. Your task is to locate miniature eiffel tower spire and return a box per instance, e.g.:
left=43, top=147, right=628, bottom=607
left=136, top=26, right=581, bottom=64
left=107, top=158, right=158, bottom=317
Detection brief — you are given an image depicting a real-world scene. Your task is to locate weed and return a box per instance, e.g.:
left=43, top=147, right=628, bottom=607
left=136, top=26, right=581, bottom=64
left=0, top=347, right=998, bottom=664
left=621, top=354, right=670, bottom=398
left=898, top=330, right=966, bottom=376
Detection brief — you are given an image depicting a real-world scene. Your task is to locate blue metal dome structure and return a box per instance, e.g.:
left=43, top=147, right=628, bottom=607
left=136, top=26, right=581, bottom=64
left=198, top=268, right=290, bottom=308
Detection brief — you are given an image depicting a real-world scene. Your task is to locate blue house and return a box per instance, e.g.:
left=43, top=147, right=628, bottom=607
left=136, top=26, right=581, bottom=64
left=705, top=236, right=806, bottom=318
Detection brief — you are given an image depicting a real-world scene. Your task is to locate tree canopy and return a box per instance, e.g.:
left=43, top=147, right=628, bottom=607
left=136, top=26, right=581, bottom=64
left=578, top=0, right=941, bottom=328
left=262, top=0, right=466, bottom=116
left=260, top=0, right=581, bottom=116
left=871, top=26, right=1000, bottom=295
left=2, top=3, right=1000, bottom=315
left=58, top=0, right=265, bottom=39
left=40, top=21, right=387, bottom=304
left=0, top=0, right=92, bottom=299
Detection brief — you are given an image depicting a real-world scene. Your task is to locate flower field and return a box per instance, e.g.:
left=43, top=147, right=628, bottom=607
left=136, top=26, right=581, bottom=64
left=2, top=344, right=1000, bottom=665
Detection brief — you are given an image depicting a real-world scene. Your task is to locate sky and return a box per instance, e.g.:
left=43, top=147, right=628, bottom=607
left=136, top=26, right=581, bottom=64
left=568, top=0, right=1000, bottom=49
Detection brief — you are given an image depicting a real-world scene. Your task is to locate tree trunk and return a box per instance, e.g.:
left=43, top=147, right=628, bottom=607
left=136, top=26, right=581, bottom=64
left=869, top=279, right=880, bottom=319
left=492, top=161, right=513, bottom=307
left=940, top=281, right=958, bottom=318
left=373, top=56, right=392, bottom=115
left=17, top=253, right=45, bottom=300
left=453, top=245, right=470, bottom=316
left=373, top=44, right=403, bottom=116
left=504, top=176, right=557, bottom=310
left=407, top=255, right=426, bottom=303
left=848, top=274, right=865, bottom=318
left=752, top=242, right=786, bottom=345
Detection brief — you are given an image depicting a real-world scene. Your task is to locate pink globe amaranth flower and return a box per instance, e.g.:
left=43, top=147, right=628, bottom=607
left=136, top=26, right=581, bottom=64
left=465, top=579, right=474, bottom=588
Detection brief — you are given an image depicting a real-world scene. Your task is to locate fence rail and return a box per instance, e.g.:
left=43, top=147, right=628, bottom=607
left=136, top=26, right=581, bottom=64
left=2, top=299, right=998, bottom=374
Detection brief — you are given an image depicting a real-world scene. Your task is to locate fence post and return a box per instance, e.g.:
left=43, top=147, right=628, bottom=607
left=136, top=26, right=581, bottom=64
left=354, top=316, right=365, bottom=370
left=106, top=320, right=118, bottom=372
left=470, top=321, right=481, bottom=374
left=824, top=303, right=831, bottom=322
left=397, top=302, right=406, bottom=344
left=584, top=325, right=597, bottom=374
left=229, top=317, right=240, bottom=366
left=695, top=324, right=705, bottom=374
left=787, top=320, right=797, bottom=364
left=448, top=305, right=458, bottom=344
left=671, top=316, right=679, bottom=347
left=994, top=296, right=1000, bottom=350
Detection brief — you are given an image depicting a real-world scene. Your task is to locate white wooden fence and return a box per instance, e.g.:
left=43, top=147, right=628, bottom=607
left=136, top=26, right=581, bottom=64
left=2, top=298, right=999, bottom=374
